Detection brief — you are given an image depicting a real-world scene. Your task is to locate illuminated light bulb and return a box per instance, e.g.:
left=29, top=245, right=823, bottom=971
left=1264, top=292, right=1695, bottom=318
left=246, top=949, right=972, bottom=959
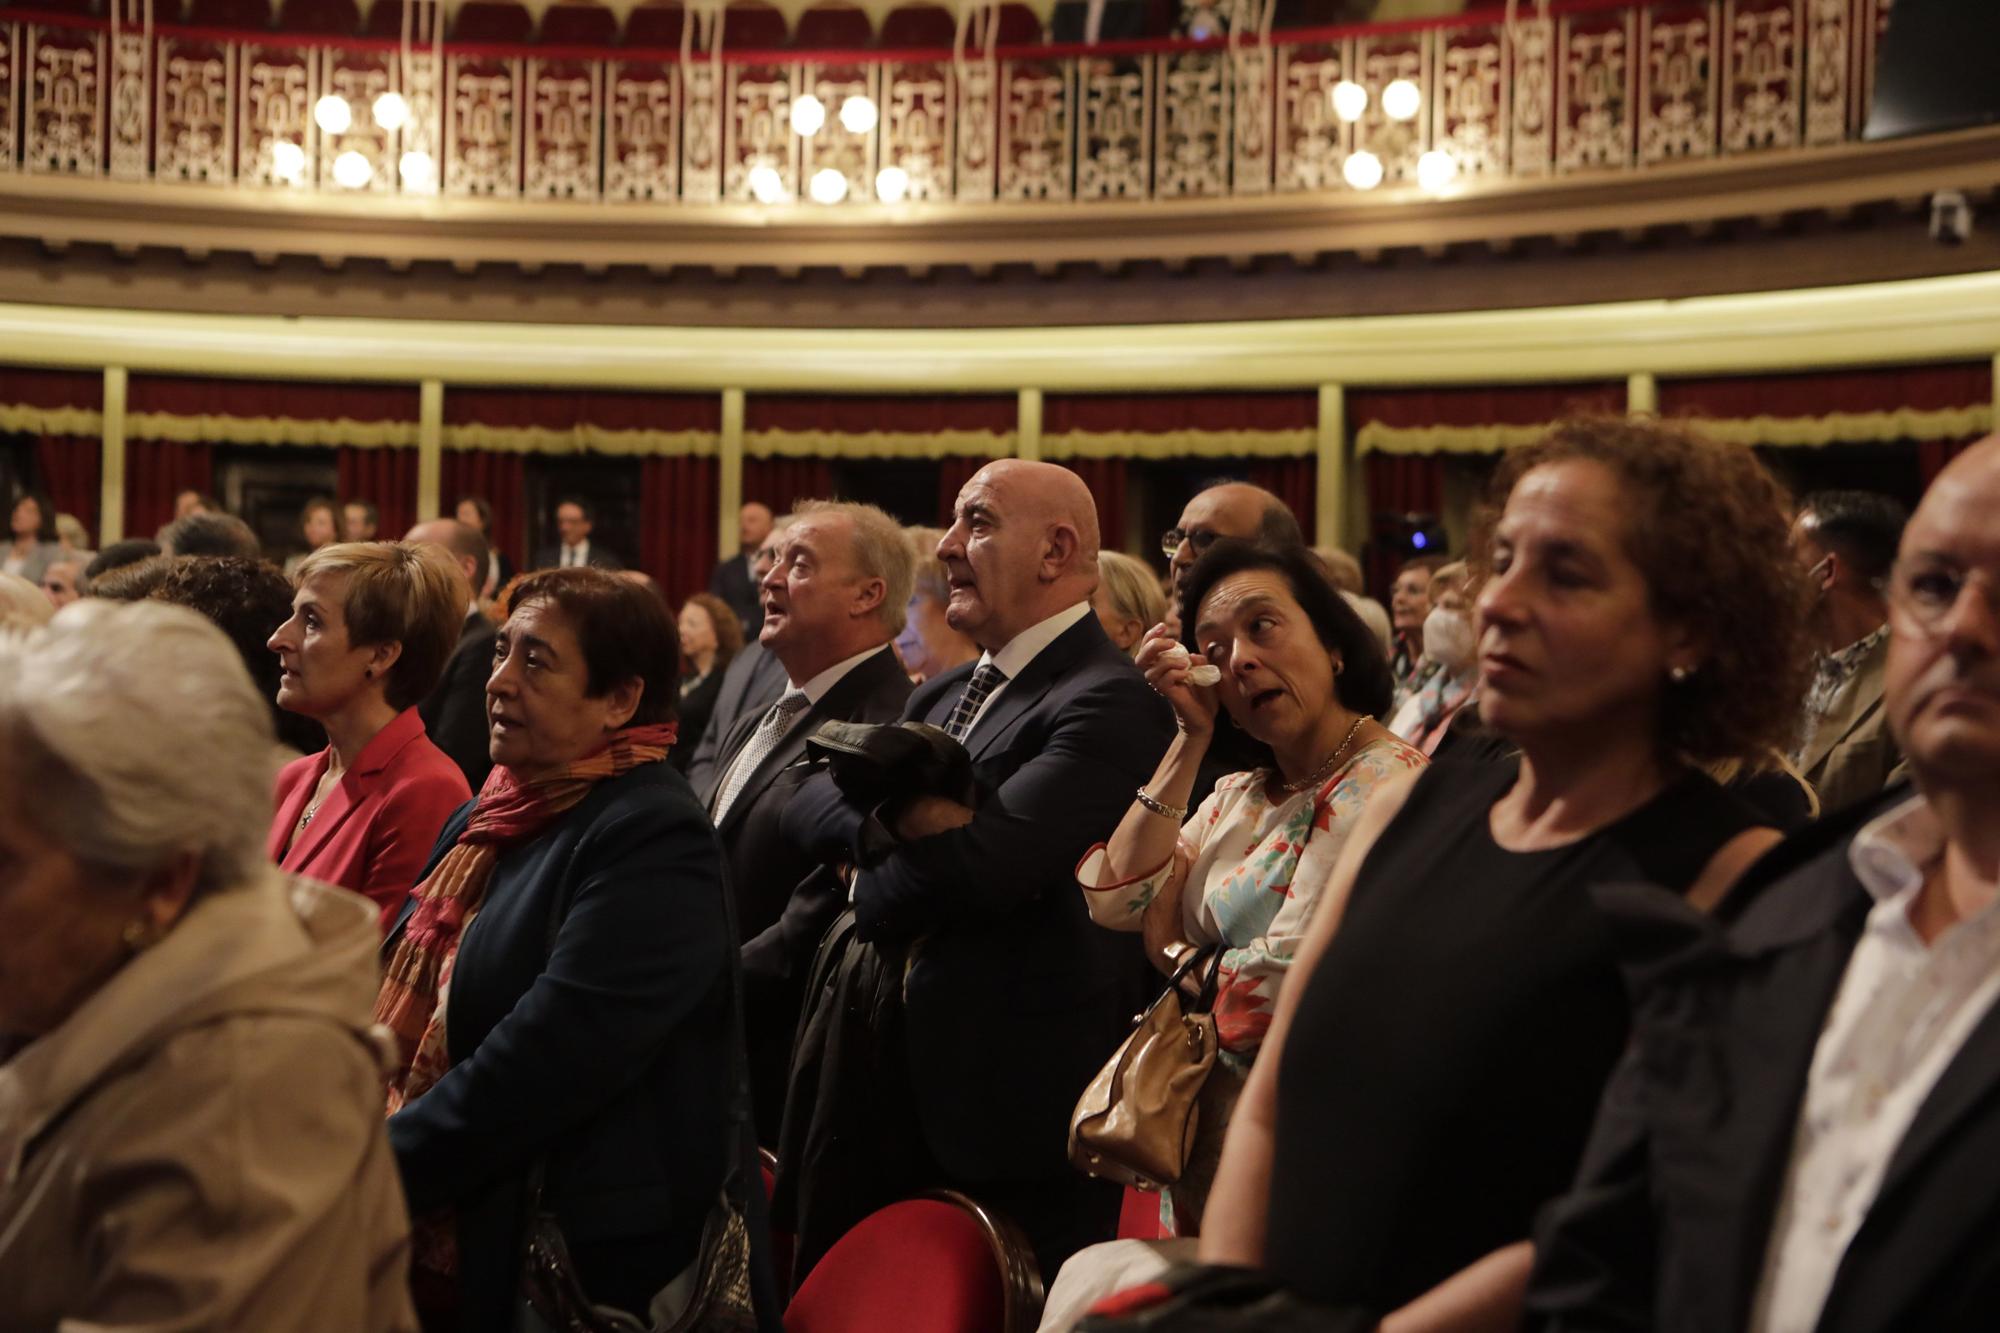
left=398, top=149, right=437, bottom=187
left=1382, top=78, right=1421, bottom=122
left=748, top=163, right=788, bottom=204
left=1417, top=148, right=1458, bottom=192
left=1329, top=79, right=1367, bottom=123
left=270, top=140, right=306, bottom=181
left=838, top=95, right=878, bottom=135
left=314, top=93, right=354, bottom=135
left=789, top=94, right=826, bottom=137
left=332, top=149, right=374, bottom=189
left=809, top=167, right=849, bottom=205
left=874, top=165, right=910, bottom=203
left=372, top=91, right=410, bottom=131
left=1342, top=149, right=1383, bottom=190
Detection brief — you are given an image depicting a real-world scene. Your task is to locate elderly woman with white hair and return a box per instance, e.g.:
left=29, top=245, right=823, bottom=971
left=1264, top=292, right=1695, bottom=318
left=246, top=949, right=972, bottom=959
left=0, top=601, right=417, bottom=1331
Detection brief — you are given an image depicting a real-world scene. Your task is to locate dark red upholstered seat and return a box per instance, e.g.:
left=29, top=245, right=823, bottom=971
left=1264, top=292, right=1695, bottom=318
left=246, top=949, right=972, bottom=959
left=784, top=1192, right=1042, bottom=1333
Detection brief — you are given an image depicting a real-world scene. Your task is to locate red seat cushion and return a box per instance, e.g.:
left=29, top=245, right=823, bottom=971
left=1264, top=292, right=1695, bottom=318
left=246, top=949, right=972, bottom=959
left=1116, top=1185, right=1165, bottom=1241
left=785, top=1199, right=1005, bottom=1333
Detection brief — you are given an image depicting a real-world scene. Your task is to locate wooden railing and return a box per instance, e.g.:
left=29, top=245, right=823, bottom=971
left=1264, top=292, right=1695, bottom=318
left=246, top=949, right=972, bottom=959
left=0, top=0, right=1895, bottom=208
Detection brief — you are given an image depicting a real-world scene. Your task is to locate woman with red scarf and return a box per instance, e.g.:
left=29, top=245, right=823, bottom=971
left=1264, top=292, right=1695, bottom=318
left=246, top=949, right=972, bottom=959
left=376, top=568, right=765, bottom=1331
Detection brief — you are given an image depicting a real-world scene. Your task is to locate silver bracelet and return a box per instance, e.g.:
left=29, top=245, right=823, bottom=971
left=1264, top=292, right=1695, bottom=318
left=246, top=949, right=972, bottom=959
left=1135, top=787, right=1188, bottom=822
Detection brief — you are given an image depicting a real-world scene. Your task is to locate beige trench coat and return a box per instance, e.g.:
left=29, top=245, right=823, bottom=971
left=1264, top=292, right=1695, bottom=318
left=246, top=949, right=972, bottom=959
left=0, top=871, right=418, bottom=1332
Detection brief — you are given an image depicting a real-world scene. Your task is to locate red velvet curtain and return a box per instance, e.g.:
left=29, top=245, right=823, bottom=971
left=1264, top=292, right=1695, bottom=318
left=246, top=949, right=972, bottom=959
left=640, top=455, right=719, bottom=605
left=1346, top=382, right=1625, bottom=432
left=1658, top=363, right=1991, bottom=420
left=124, top=440, right=215, bottom=540
left=0, top=368, right=104, bottom=542
left=1364, top=455, right=1446, bottom=597
left=1919, top=438, right=1977, bottom=491
left=1248, top=457, right=1315, bottom=545
left=440, top=450, right=527, bottom=568
left=741, top=458, right=835, bottom=513
left=747, top=393, right=1017, bottom=436
left=1043, top=391, right=1317, bottom=435
left=935, top=456, right=991, bottom=525
left=1063, top=457, right=1130, bottom=553
left=337, top=448, right=419, bottom=539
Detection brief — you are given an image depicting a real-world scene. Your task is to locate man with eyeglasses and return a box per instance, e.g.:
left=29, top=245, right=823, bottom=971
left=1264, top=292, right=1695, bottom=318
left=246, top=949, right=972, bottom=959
left=1789, top=490, right=1911, bottom=815
left=1161, top=482, right=1304, bottom=632
left=1529, top=435, right=2000, bottom=1333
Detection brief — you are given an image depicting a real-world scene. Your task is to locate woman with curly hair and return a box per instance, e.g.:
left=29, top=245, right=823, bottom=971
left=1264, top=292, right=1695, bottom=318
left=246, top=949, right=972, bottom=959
left=1150, top=418, right=1815, bottom=1333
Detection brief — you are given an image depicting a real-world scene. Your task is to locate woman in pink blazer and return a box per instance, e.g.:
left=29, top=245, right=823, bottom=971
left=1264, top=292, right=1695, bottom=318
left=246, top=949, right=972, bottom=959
left=268, top=541, right=472, bottom=928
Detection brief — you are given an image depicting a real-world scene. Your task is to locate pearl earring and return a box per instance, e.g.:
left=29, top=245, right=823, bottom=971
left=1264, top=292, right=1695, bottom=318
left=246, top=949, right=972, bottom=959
left=1669, top=665, right=1692, bottom=683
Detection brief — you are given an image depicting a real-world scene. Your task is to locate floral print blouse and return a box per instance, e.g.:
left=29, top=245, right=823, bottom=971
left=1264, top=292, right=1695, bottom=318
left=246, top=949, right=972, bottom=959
left=1076, top=736, right=1428, bottom=1064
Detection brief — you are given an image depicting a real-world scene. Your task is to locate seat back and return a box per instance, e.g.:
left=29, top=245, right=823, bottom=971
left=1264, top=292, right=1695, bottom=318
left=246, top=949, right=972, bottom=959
left=784, top=1191, right=1043, bottom=1333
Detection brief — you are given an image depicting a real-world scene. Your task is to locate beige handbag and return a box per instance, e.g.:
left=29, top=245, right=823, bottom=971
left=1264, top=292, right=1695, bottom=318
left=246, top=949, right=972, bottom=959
left=1069, top=949, right=1223, bottom=1191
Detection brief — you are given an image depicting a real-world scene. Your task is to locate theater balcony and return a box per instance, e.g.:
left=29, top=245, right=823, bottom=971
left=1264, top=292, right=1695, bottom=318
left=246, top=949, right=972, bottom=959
left=0, top=0, right=1994, bottom=324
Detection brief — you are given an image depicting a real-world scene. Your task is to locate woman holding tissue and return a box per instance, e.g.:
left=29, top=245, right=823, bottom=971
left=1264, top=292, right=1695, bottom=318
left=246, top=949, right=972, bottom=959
left=1075, top=542, right=1424, bottom=1228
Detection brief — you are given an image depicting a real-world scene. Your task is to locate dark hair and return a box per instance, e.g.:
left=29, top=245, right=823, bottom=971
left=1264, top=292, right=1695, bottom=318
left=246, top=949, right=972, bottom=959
left=1397, top=554, right=1449, bottom=579
left=10, top=490, right=57, bottom=542
left=300, top=495, right=337, bottom=530
left=1178, top=540, right=1397, bottom=764
left=85, top=538, right=161, bottom=582
left=149, top=556, right=326, bottom=754
left=91, top=555, right=176, bottom=602
left=682, top=591, right=746, bottom=668
left=455, top=495, right=494, bottom=530
left=1475, top=416, right=1813, bottom=766
left=555, top=496, right=594, bottom=523
left=1255, top=497, right=1305, bottom=549
left=1800, top=489, right=1908, bottom=584
left=508, top=567, right=677, bottom=726
left=163, top=511, right=262, bottom=560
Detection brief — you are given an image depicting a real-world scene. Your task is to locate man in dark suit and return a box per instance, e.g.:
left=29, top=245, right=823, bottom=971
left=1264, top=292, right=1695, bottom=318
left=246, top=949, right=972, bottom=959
left=781, top=460, right=1174, bottom=1282
left=533, top=496, right=622, bottom=571
left=710, top=500, right=775, bottom=630
left=406, top=517, right=498, bottom=791
left=687, top=516, right=795, bottom=804
left=708, top=500, right=915, bottom=1139
left=1529, top=434, right=2000, bottom=1333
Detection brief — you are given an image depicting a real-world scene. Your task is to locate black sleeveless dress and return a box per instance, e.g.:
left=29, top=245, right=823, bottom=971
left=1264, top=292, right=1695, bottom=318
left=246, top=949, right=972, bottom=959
left=1263, top=758, right=1760, bottom=1315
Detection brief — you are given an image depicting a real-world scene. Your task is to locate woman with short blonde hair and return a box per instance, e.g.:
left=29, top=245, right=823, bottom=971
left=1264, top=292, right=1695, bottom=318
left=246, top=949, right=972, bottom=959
left=266, top=541, right=473, bottom=927
left=1092, top=550, right=1169, bottom=656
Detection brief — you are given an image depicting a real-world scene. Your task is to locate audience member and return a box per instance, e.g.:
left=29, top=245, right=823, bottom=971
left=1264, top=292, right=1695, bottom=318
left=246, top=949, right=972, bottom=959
left=343, top=497, right=381, bottom=542
left=709, top=500, right=914, bottom=1139
left=405, top=518, right=500, bottom=791
left=454, top=494, right=512, bottom=601
left=778, top=460, right=1175, bottom=1285
left=38, top=556, right=84, bottom=610
left=684, top=515, right=796, bottom=801
left=88, top=554, right=174, bottom=602
left=5, top=491, right=62, bottom=584
left=162, top=509, right=262, bottom=560
left=1092, top=549, right=1168, bottom=657
left=1790, top=488, right=1911, bottom=814
left=1341, top=588, right=1394, bottom=657
left=1162, top=482, right=1304, bottom=632
left=1387, top=553, right=1448, bottom=700
left=1387, top=560, right=1480, bottom=755
left=1529, top=433, right=2000, bottom=1332
left=712, top=500, right=775, bottom=628
left=0, top=601, right=416, bottom=1331
left=148, top=555, right=327, bottom=759
left=675, top=592, right=744, bottom=774
left=83, top=537, right=160, bottom=584
left=535, top=496, right=622, bottom=570
left=1313, top=545, right=1365, bottom=595
left=53, top=511, right=92, bottom=558
left=1181, top=418, right=1807, bottom=1330
left=379, top=568, right=765, bottom=1330
left=267, top=542, right=471, bottom=927
left=286, top=495, right=340, bottom=575
left=0, top=570, right=53, bottom=628
left=895, top=523, right=979, bottom=682
left=1050, top=541, right=1421, bottom=1323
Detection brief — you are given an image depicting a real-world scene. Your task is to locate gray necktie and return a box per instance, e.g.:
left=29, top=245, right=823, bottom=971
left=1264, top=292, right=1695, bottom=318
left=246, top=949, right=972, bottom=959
left=942, top=662, right=1007, bottom=741
left=712, top=690, right=809, bottom=823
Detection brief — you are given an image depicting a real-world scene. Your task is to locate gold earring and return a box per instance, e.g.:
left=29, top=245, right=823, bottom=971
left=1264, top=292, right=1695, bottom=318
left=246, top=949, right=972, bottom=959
left=1669, top=664, right=1693, bottom=683
left=122, top=918, right=158, bottom=952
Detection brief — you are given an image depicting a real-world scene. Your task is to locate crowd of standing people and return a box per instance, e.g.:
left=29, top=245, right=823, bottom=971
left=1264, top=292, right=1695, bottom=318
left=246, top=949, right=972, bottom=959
left=1, top=417, right=1995, bottom=1333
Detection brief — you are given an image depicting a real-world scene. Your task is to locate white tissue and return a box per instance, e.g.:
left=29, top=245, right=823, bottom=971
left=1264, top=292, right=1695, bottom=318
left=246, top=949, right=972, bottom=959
left=1187, top=663, right=1222, bottom=686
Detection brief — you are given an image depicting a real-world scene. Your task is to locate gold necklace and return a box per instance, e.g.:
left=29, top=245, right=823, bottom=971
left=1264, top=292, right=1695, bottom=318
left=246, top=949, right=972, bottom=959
left=1280, top=713, right=1372, bottom=795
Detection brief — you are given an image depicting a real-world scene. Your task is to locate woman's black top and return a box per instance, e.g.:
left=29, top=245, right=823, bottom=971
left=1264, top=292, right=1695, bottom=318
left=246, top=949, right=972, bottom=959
left=673, top=668, right=725, bottom=773
left=1265, top=758, right=1761, bottom=1315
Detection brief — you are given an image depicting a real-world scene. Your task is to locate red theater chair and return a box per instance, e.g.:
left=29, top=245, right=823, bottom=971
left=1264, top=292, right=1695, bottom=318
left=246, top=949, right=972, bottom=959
left=784, top=1191, right=1044, bottom=1333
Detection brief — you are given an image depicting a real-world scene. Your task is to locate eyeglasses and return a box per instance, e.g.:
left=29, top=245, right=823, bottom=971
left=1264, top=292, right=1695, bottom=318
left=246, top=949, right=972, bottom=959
left=1887, top=559, right=2000, bottom=636
left=1161, top=526, right=1223, bottom=558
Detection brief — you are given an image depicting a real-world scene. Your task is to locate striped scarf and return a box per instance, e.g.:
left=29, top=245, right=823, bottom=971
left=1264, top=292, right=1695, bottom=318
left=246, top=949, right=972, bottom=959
left=375, top=721, right=679, bottom=1114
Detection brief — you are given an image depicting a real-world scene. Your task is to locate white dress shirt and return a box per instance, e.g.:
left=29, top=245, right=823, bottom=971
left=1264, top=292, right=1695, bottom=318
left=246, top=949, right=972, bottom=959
left=560, top=540, right=591, bottom=568
left=1750, top=794, right=2000, bottom=1333
left=956, top=600, right=1093, bottom=738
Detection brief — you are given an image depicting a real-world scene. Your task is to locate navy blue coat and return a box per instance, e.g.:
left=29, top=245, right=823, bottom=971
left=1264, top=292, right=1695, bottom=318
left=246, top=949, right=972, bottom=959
left=782, top=611, right=1175, bottom=1186
left=386, top=761, right=733, bottom=1329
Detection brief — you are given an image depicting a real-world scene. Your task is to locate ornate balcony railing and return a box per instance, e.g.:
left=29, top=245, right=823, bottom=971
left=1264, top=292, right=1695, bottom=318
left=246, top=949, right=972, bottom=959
left=0, top=0, right=1898, bottom=208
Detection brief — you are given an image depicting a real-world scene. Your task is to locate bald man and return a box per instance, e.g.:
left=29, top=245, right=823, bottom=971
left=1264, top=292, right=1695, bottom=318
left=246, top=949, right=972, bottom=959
left=778, top=461, right=1175, bottom=1283
left=1165, top=481, right=1304, bottom=625
left=1532, top=436, right=2000, bottom=1332
left=406, top=517, right=497, bottom=790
